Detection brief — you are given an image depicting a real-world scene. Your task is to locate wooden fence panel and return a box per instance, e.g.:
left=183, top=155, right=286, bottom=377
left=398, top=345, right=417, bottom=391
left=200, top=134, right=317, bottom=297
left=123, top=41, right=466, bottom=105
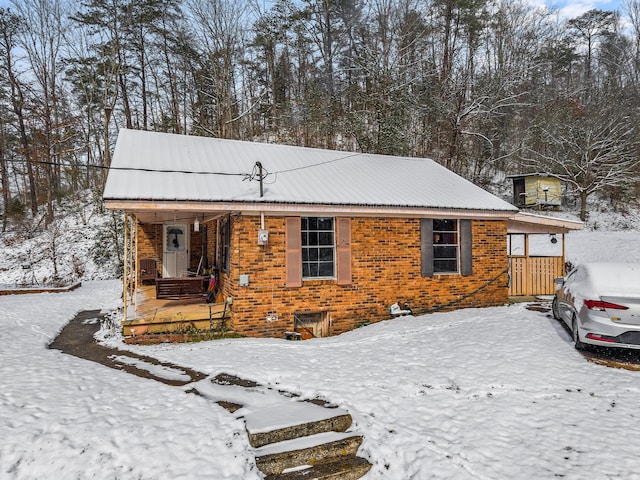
left=509, top=257, right=564, bottom=296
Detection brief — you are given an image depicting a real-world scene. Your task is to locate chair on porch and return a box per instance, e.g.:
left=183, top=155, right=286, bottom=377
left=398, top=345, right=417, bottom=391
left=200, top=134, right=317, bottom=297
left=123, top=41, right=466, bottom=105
left=139, top=259, right=158, bottom=285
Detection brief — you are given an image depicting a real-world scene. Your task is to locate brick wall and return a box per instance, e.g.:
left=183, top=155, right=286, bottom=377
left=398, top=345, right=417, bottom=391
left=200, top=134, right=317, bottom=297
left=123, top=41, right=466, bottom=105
left=137, top=223, right=163, bottom=277
left=225, top=214, right=509, bottom=338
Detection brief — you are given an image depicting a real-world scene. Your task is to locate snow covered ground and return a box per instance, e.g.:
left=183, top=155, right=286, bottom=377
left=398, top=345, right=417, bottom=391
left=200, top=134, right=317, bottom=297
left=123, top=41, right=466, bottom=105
left=2, top=229, right=640, bottom=479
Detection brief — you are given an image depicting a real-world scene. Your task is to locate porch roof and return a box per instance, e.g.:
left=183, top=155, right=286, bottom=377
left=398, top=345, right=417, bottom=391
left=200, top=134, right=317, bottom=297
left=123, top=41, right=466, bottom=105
left=507, top=212, right=584, bottom=234
left=103, top=129, right=518, bottom=219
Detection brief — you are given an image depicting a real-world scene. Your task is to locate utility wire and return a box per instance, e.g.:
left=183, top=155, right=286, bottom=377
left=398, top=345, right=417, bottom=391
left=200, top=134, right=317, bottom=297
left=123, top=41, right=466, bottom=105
left=3, top=158, right=248, bottom=177
left=271, top=152, right=363, bottom=174
left=6, top=149, right=367, bottom=179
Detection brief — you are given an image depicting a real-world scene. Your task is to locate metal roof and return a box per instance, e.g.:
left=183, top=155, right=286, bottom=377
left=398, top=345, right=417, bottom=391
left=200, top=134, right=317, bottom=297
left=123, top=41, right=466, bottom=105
left=103, top=129, right=518, bottom=214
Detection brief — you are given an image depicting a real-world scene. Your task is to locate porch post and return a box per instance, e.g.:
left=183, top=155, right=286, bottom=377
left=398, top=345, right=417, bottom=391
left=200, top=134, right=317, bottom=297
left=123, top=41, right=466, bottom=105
left=132, top=214, right=138, bottom=319
left=123, top=213, right=128, bottom=321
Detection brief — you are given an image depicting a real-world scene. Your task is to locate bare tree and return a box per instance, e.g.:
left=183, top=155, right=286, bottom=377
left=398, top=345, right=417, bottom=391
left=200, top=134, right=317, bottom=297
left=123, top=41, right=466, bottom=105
left=523, top=100, right=639, bottom=221
left=0, top=7, right=38, bottom=217
left=12, top=0, right=72, bottom=224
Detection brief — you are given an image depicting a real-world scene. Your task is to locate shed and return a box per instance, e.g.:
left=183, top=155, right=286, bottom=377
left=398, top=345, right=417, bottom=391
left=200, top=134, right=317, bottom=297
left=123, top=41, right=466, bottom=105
left=509, top=174, right=562, bottom=209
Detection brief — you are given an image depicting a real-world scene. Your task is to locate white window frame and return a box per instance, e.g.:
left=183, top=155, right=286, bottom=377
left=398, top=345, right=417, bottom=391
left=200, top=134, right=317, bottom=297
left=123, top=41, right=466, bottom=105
left=301, top=217, right=336, bottom=279
left=433, top=219, right=459, bottom=274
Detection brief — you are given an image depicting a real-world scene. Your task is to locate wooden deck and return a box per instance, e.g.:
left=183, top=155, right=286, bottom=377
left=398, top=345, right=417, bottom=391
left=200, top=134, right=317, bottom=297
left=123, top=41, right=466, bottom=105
left=122, top=285, right=229, bottom=336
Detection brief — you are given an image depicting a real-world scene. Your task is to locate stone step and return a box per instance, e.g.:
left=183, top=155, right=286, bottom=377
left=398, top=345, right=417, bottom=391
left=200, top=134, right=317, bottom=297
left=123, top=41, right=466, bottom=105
left=264, top=455, right=372, bottom=480
left=254, top=432, right=364, bottom=476
left=245, top=402, right=352, bottom=448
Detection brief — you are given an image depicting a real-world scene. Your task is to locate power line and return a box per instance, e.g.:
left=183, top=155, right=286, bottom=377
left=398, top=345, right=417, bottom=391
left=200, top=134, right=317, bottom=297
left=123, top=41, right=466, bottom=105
left=3, top=158, right=248, bottom=177
left=271, top=152, right=363, bottom=174
left=5, top=150, right=368, bottom=179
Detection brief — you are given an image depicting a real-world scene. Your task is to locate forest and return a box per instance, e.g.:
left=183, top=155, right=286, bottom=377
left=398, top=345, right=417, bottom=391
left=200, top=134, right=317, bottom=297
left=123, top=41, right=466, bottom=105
left=1, top=0, right=640, bottom=231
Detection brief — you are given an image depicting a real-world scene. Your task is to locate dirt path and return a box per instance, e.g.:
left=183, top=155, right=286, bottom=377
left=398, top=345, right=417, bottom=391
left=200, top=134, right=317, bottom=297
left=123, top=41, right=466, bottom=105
left=48, top=310, right=207, bottom=386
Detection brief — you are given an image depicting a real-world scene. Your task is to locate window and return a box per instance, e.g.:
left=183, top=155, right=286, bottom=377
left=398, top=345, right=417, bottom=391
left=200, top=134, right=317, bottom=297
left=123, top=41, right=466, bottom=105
left=433, top=219, right=459, bottom=273
left=421, top=219, right=471, bottom=277
left=301, top=217, right=335, bottom=278
left=166, top=226, right=185, bottom=252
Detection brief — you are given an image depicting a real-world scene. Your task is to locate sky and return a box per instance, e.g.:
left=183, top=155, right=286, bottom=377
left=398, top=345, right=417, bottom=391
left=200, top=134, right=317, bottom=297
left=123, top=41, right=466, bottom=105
left=541, top=0, right=624, bottom=17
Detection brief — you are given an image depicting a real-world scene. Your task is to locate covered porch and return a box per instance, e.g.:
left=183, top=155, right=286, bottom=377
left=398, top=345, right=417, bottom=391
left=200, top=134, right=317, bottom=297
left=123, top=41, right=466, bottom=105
left=119, top=206, right=235, bottom=338
left=507, top=213, right=583, bottom=296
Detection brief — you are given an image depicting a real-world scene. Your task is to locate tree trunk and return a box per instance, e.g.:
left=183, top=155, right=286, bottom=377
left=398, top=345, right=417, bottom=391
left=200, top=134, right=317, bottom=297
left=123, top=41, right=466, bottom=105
left=0, top=115, right=9, bottom=232
left=579, top=190, right=588, bottom=221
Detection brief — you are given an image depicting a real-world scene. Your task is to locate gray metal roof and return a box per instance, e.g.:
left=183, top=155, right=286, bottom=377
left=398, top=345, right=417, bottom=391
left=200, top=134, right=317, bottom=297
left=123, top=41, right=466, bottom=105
left=103, top=129, right=517, bottom=213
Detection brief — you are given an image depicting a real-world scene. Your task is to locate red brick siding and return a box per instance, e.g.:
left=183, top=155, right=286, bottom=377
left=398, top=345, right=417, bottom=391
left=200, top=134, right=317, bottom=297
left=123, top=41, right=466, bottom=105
left=225, top=215, right=508, bottom=338
left=136, top=223, right=162, bottom=279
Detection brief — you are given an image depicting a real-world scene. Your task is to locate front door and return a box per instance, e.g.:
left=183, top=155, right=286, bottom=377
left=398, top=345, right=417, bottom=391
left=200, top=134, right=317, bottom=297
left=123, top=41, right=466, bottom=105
left=163, top=224, right=189, bottom=277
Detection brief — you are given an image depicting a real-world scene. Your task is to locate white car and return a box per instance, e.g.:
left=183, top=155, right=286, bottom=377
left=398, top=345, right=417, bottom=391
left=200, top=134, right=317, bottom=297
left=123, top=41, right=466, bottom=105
left=552, top=263, right=640, bottom=350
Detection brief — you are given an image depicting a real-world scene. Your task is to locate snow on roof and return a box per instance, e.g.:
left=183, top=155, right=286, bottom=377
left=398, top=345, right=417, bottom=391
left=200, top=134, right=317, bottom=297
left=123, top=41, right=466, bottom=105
left=103, top=129, right=518, bottom=213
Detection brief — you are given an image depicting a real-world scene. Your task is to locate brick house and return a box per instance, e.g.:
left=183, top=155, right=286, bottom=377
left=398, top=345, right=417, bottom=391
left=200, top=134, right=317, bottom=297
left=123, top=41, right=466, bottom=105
left=103, top=129, right=519, bottom=339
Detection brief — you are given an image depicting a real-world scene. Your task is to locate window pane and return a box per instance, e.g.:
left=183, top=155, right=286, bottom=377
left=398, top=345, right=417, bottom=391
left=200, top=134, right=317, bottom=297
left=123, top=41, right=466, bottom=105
left=302, top=264, right=310, bottom=277
left=442, top=233, right=457, bottom=244
left=319, top=262, right=334, bottom=277
left=434, top=245, right=457, bottom=259
left=435, top=259, right=457, bottom=273
left=434, top=219, right=456, bottom=231
left=319, top=232, right=333, bottom=245
left=308, top=263, right=319, bottom=277
left=308, top=248, right=318, bottom=261
left=317, top=217, right=333, bottom=230
left=319, top=248, right=334, bottom=261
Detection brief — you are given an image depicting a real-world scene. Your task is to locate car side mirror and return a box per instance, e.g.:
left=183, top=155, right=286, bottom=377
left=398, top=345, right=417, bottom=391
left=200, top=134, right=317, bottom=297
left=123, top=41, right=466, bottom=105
left=553, top=277, right=564, bottom=285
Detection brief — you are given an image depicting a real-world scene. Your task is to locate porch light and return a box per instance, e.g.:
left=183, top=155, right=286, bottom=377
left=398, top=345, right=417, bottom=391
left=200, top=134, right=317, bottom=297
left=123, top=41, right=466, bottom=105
left=194, top=217, right=200, bottom=232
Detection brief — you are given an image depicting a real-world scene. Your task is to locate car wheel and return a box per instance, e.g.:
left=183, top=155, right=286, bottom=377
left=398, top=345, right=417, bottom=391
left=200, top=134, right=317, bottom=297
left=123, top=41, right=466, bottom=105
left=572, top=315, right=585, bottom=351
left=552, top=297, right=561, bottom=320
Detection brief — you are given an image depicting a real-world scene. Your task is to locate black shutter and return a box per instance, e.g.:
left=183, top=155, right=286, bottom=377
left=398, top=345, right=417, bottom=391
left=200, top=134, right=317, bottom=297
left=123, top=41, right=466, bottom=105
left=421, top=219, right=434, bottom=277
left=460, top=219, right=472, bottom=276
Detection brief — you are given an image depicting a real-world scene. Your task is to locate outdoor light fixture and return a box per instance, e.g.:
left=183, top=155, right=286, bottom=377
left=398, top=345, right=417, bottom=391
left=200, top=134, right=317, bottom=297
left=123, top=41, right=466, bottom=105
left=194, top=217, right=200, bottom=232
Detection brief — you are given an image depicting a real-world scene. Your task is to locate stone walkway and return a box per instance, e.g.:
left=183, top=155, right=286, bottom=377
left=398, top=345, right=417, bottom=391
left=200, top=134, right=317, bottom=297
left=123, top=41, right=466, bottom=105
left=49, top=309, right=206, bottom=386
left=49, top=311, right=372, bottom=479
